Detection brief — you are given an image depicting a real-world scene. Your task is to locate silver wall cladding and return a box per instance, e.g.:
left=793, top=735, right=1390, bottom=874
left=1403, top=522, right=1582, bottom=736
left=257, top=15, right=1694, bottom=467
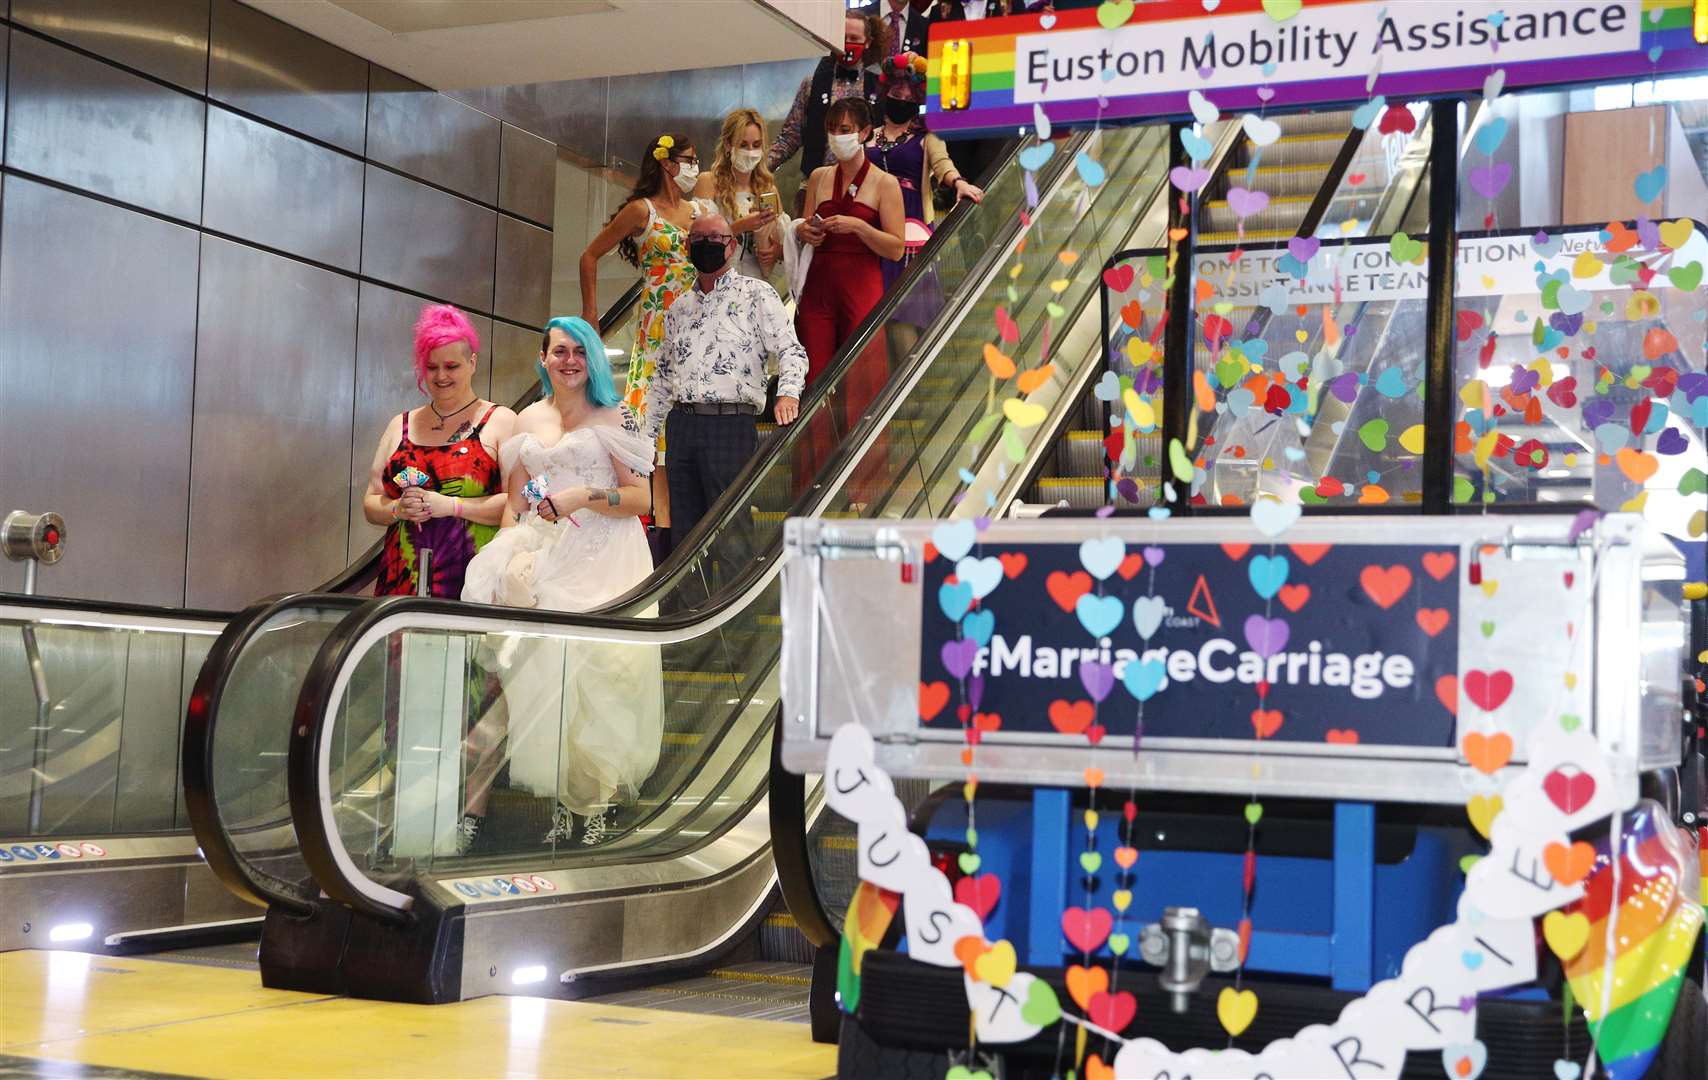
left=0, top=178, right=200, bottom=606
left=489, top=321, right=542, bottom=410
left=498, top=123, right=557, bottom=225
left=360, top=166, right=497, bottom=315
left=207, top=0, right=368, bottom=155
left=451, top=79, right=607, bottom=171
left=367, top=67, right=500, bottom=205
left=202, top=106, right=364, bottom=271
left=493, top=216, right=552, bottom=327
left=605, top=65, right=745, bottom=170
left=346, top=282, right=494, bottom=564
left=186, top=237, right=358, bottom=609
left=6, top=33, right=206, bottom=222
left=12, top=0, right=211, bottom=93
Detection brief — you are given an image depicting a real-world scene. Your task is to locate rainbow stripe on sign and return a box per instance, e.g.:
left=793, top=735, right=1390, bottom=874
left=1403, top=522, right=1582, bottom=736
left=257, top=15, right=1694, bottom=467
left=1562, top=806, right=1704, bottom=1079
left=836, top=881, right=900, bottom=1015
left=926, top=0, right=1708, bottom=138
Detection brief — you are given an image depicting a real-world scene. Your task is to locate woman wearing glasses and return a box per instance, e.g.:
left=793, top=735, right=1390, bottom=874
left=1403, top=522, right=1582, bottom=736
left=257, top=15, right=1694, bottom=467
left=579, top=132, right=712, bottom=539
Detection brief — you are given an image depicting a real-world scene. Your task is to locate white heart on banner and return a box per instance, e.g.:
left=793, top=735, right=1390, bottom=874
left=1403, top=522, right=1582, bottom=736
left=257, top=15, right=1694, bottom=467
left=966, top=972, right=1046, bottom=1044
left=901, top=874, right=985, bottom=967
left=825, top=723, right=896, bottom=826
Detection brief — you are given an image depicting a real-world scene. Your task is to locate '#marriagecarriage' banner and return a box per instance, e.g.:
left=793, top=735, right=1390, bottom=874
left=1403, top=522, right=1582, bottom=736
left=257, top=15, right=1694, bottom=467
left=925, top=0, right=1708, bottom=138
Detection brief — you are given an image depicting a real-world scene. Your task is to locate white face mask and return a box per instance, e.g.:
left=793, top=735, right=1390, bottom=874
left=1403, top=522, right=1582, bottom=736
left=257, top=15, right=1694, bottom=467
left=672, top=163, right=700, bottom=193
left=828, top=132, right=863, bottom=162
left=731, top=148, right=762, bottom=174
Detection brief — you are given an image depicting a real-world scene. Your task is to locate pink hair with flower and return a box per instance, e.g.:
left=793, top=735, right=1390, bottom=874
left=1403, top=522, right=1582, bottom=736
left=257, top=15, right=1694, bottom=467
left=412, top=304, right=481, bottom=392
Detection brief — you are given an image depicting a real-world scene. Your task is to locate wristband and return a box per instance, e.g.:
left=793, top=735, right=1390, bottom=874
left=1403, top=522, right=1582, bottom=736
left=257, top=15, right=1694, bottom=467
left=451, top=497, right=462, bottom=519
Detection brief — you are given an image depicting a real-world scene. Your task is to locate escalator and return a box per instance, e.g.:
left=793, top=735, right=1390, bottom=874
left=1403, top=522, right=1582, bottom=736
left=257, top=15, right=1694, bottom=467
left=176, top=123, right=1182, bottom=1005
left=1019, top=106, right=1435, bottom=511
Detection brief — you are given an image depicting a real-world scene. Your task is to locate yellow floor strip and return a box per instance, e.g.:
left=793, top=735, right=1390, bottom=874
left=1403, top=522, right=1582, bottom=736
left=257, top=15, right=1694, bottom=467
left=0, top=951, right=835, bottom=1079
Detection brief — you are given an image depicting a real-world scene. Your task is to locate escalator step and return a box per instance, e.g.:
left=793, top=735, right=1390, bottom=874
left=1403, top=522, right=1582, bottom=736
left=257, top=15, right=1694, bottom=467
left=1242, top=165, right=1336, bottom=198
left=1243, top=132, right=1344, bottom=168
left=1202, top=195, right=1313, bottom=235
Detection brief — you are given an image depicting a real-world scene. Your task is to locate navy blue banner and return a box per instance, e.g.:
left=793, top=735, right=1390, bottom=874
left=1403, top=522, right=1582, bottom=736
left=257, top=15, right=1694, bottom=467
left=919, top=539, right=1461, bottom=748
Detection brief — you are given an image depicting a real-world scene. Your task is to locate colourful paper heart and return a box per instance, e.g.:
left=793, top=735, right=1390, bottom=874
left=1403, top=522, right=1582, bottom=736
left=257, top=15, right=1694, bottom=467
left=1217, top=986, right=1258, bottom=1036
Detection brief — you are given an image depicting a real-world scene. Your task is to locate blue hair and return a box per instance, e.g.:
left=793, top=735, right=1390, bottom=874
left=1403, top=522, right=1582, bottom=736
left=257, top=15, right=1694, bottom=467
left=537, top=316, right=620, bottom=408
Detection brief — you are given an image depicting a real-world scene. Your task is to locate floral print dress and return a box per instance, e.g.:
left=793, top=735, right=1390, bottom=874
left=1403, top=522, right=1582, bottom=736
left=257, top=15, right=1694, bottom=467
left=623, top=198, right=706, bottom=430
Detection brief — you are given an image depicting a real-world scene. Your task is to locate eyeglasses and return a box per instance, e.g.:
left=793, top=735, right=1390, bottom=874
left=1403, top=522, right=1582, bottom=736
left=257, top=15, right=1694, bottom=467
left=673, top=155, right=700, bottom=165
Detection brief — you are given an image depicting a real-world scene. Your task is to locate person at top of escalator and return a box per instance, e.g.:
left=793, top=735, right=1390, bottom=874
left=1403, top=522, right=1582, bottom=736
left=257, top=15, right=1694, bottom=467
left=362, top=304, right=516, bottom=598
left=787, top=98, right=906, bottom=508
left=695, top=108, right=785, bottom=288
left=578, top=131, right=714, bottom=553
left=866, top=51, right=982, bottom=359
left=768, top=9, right=887, bottom=214
left=460, top=316, right=663, bottom=849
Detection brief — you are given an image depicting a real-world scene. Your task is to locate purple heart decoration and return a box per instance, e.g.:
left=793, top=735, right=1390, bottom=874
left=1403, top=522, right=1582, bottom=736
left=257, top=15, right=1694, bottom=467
left=1510, top=366, right=1540, bottom=395
left=1142, top=545, right=1165, bottom=566
left=1637, top=216, right=1661, bottom=251
left=1287, top=236, right=1320, bottom=262
left=1170, top=165, right=1211, bottom=194
left=1226, top=187, right=1270, bottom=220
left=1080, top=661, right=1116, bottom=703
left=1133, top=367, right=1162, bottom=395
left=968, top=674, right=984, bottom=711
left=1656, top=427, right=1690, bottom=455
left=1328, top=371, right=1361, bottom=404
left=1243, top=614, right=1290, bottom=659
left=1677, top=372, right=1708, bottom=401
left=975, top=515, right=992, bottom=531
left=941, top=638, right=980, bottom=679
left=1582, top=398, right=1615, bottom=430
left=1116, top=478, right=1140, bottom=502
left=1468, top=162, right=1511, bottom=200
left=1549, top=311, right=1583, bottom=338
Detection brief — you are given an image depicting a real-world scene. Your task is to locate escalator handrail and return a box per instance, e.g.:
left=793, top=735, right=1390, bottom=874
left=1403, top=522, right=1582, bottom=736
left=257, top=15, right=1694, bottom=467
left=0, top=593, right=231, bottom=626
left=286, top=134, right=1091, bottom=921
left=182, top=592, right=366, bottom=913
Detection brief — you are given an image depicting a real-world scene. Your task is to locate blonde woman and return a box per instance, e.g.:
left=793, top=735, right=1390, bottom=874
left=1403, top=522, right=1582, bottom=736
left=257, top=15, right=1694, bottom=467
left=696, top=108, right=784, bottom=283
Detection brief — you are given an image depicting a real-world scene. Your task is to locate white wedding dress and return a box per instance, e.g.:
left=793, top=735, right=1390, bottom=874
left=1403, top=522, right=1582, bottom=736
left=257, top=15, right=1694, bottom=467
left=461, top=422, right=662, bottom=816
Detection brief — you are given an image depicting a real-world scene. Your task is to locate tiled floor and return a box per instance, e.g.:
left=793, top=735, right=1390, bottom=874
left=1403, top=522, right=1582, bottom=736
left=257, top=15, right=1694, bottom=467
left=0, top=951, right=836, bottom=1078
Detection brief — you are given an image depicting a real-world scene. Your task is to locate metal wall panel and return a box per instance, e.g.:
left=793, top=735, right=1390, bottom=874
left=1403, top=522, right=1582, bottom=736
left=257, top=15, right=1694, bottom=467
left=203, top=106, right=363, bottom=271
left=207, top=0, right=367, bottom=154
left=0, top=179, right=199, bottom=605
left=606, top=65, right=745, bottom=168
left=493, top=215, right=552, bottom=327
left=451, top=78, right=608, bottom=171
left=367, top=67, right=500, bottom=204
left=346, top=282, right=495, bottom=564
left=498, top=123, right=557, bottom=225
left=12, top=0, right=211, bottom=93
left=490, top=321, right=542, bottom=411
left=6, top=33, right=206, bottom=222
left=187, top=237, right=358, bottom=609
left=361, top=166, right=497, bottom=315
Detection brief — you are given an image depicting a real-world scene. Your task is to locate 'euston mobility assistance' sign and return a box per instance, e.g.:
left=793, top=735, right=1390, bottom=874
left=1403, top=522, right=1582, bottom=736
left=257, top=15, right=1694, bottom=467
left=926, top=0, right=1707, bottom=137
left=919, top=540, right=1459, bottom=747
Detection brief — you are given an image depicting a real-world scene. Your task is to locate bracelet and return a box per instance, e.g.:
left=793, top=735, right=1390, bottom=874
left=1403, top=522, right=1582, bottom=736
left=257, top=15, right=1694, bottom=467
left=451, top=497, right=462, bottom=519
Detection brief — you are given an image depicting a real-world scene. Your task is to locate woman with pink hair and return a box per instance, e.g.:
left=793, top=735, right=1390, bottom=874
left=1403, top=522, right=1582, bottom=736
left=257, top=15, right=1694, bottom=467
left=361, top=303, right=517, bottom=597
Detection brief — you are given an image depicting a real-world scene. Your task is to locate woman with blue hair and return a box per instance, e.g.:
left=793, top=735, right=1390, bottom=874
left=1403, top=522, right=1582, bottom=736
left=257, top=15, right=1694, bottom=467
left=461, top=316, right=663, bottom=848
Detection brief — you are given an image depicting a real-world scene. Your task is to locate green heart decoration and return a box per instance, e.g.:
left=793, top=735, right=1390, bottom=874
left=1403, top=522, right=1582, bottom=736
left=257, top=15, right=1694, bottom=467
left=1079, top=851, right=1103, bottom=874
left=1020, top=978, right=1063, bottom=1026
left=959, top=852, right=982, bottom=874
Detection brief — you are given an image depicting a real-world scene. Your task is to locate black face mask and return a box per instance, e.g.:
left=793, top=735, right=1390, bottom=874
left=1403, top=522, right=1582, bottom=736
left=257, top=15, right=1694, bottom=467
left=689, top=237, right=729, bottom=274
left=884, top=97, right=920, bottom=124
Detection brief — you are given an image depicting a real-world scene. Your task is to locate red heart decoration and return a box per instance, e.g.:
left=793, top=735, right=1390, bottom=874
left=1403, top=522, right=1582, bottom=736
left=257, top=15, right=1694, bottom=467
left=919, top=681, right=950, bottom=722
left=1325, top=729, right=1360, bottom=744
left=1463, top=669, right=1514, bottom=712
left=1420, top=551, right=1457, bottom=581
left=1085, top=724, right=1106, bottom=746
left=1542, top=767, right=1596, bottom=815
left=1415, top=608, right=1450, bottom=637
left=956, top=704, right=972, bottom=724
left=973, top=712, right=1002, bottom=733
left=1264, top=383, right=1292, bottom=414
left=1048, top=699, right=1094, bottom=736
left=955, top=873, right=1003, bottom=920
left=1046, top=570, right=1093, bottom=612
left=1359, top=564, right=1413, bottom=609
left=1546, top=376, right=1578, bottom=408
left=1289, top=543, right=1332, bottom=566
left=1642, top=366, right=1678, bottom=397
left=999, top=552, right=1028, bottom=578
left=1315, top=475, right=1345, bottom=498
left=1346, top=171, right=1367, bottom=185
left=1277, top=583, right=1311, bottom=612
left=1250, top=708, right=1283, bottom=739
left=1377, top=104, right=1417, bottom=134
left=1123, top=800, right=1138, bottom=822
left=1434, top=674, right=1458, bottom=715
left=1117, top=553, right=1146, bottom=580
left=1087, top=989, right=1138, bottom=1032
left=1062, top=906, right=1113, bottom=953
left=1455, top=310, right=1484, bottom=342
left=1101, top=264, right=1135, bottom=292
left=1221, top=543, right=1251, bottom=561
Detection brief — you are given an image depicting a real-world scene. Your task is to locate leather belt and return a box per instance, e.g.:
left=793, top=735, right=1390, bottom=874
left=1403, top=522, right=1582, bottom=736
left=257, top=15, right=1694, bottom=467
left=677, top=402, right=760, bottom=416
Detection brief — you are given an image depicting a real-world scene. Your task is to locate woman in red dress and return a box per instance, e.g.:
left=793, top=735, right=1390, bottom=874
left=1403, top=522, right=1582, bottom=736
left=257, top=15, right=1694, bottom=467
left=792, top=98, right=905, bottom=503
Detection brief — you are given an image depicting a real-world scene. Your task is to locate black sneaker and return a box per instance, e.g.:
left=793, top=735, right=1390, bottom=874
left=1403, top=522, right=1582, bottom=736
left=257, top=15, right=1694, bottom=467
left=543, top=804, right=575, bottom=844
left=579, top=807, right=612, bottom=847
left=455, top=814, right=483, bottom=856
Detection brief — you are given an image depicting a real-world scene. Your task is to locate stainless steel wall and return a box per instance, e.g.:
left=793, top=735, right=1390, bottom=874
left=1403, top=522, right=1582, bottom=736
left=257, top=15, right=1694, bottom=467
left=0, top=2, right=557, bottom=608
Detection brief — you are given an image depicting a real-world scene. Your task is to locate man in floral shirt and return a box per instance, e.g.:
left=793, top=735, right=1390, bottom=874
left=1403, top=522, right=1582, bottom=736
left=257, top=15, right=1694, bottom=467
left=646, top=213, right=809, bottom=562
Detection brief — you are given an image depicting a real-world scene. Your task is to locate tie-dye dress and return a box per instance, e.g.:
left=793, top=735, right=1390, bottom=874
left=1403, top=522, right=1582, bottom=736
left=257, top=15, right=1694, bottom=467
left=378, top=405, right=502, bottom=597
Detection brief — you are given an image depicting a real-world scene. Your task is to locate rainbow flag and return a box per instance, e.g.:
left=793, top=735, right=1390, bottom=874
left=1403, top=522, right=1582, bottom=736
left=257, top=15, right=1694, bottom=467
left=1562, top=806, right=1704, bottom=1079
left=838, top=882, right=901, bottom=1015
left=926, top=0, right=1707, bottom=138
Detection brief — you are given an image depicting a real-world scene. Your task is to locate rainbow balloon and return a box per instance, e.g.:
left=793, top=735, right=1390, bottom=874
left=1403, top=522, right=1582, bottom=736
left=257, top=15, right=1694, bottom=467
left=1562, top=803, right=1704, bottom=1079
left=837, top=881, right=900, bottom=1015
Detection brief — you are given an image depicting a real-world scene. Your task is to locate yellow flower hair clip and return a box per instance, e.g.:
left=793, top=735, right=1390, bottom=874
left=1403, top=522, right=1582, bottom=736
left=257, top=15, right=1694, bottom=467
left=653, top=135, right=674, bottom=161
